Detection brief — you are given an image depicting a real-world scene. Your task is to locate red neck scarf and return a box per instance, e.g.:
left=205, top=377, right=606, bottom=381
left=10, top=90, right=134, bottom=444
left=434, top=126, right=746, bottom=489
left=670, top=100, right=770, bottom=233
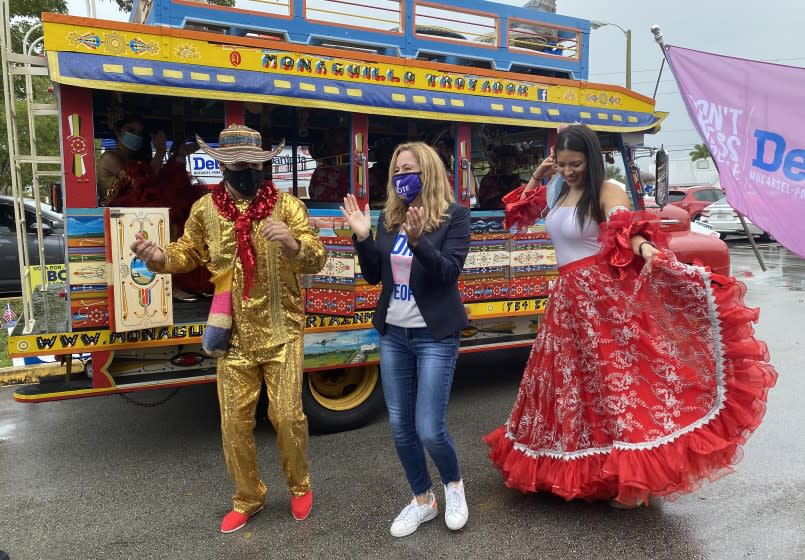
left=211, top=180, right=279, bottom=299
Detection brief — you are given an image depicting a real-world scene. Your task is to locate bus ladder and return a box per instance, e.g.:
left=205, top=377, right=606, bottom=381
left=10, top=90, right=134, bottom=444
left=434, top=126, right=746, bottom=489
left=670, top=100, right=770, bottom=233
left=0, top=2, right=64, bottom=334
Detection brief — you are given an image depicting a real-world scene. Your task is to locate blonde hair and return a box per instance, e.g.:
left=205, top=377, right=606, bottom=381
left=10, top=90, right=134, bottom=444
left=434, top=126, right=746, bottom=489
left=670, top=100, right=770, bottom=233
left=383, top=142, right=454, bottom=232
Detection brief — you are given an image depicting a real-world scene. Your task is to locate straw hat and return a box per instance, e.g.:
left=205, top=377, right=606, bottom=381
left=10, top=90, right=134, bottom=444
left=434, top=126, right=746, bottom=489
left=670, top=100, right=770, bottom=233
left=196, top=124, right=285, bottom=164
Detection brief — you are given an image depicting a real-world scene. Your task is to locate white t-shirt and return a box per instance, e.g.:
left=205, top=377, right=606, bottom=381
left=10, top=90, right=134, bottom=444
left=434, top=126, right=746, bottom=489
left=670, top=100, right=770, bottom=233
left=385, top=231, right=427, bottom=328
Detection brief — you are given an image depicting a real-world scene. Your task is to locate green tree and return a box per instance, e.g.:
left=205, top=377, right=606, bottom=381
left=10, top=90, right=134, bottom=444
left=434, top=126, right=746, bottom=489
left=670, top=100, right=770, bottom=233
left=2, top=0, right=232, bottom=195
left=689, top=143, right=711, bottom=162
left=605, top=165, right=625, bottom=183
left=1, top=1, right=67, bottom=196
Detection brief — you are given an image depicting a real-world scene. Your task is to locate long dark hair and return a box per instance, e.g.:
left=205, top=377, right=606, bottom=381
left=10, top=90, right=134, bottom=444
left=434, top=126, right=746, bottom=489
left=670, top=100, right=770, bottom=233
left=554, top=124, right=606, bottom=229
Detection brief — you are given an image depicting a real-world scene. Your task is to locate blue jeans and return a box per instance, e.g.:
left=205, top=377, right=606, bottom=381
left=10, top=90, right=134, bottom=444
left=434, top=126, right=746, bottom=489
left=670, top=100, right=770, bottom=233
left=380, top=324, right=461, bottom=495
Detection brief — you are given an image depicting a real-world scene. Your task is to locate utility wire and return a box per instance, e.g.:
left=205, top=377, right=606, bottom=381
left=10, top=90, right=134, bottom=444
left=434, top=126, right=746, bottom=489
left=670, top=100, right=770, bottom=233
left=588, top=56, right=805, bottom=78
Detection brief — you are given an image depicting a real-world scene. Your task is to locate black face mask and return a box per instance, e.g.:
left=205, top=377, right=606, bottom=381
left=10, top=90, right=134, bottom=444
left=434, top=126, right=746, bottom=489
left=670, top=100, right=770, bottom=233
left=224, top=168, right=263, bottom=197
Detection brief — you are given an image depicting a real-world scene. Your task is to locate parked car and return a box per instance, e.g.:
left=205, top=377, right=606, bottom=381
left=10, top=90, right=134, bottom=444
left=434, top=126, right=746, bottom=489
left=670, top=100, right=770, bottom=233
left=0, top=196, right=65, bottom=294
left=667, top=185, right=725, bottom=221
left=643, top=200, right=730, bottom=276
left=699, top=198, right=773, bottom=241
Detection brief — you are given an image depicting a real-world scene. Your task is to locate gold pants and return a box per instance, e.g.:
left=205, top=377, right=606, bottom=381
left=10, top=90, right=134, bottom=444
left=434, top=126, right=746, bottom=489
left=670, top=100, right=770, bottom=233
left=217, top=336, right=311, bottom=514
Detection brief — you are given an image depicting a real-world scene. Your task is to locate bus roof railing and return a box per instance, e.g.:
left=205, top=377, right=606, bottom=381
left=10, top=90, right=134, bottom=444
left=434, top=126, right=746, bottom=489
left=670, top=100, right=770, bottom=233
left=131, top=0, right=589, bottom=79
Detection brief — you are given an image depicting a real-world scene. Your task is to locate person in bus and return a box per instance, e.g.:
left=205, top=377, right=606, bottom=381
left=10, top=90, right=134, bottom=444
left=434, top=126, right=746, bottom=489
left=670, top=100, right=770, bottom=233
left=130, top=124, right=326, bottom=533
left=434, top=136, right=478, bottom=205
left=307, top=136, right=350, bottom=202
left=99, top=115, right=209, bottom=301
left=340, top=142, right=471, bottom=537
left=485, top=124, right=777, bottom=508
left=477, top=145, right=526, bottom=209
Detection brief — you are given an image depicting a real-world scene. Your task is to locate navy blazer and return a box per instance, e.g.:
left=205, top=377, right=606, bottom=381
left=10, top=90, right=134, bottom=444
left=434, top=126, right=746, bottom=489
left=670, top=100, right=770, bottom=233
left=354, top=203, right=471, bottom=340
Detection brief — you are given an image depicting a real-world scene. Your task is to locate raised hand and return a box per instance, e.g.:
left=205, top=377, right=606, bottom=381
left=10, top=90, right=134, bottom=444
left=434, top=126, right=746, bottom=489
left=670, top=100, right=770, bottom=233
left=151, top=130, right=167, bottom=154
left=533, top=147, right=558, bottom=180
left=176, top=141, right=199, bottom=158
left=130, top=231, right=166, bottom=269
left=340, top=193, right=372, bottom=241
left=401, top=206, right=425, bottom=246
left=522, top=149, right=556, bottom=199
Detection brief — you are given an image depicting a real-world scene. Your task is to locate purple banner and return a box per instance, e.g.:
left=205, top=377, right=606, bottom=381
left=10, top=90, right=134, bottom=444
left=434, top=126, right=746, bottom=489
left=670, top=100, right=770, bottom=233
left=666, top=45, right=805, bottom=257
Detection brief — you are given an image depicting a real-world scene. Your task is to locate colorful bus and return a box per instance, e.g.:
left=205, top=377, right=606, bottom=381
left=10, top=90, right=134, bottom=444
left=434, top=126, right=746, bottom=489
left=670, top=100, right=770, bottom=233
left=1, top=0, right=728, bottom=432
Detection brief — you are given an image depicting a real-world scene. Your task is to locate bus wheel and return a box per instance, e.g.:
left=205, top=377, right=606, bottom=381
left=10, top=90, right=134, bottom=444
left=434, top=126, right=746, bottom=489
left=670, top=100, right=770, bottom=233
left=302, top=365, right=384, bottom=434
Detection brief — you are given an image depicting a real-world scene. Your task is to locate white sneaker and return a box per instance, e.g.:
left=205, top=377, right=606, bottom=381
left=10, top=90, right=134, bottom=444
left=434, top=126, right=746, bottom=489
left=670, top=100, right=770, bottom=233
left=444, top=480, right=468, bottom=531
left=389, top=491, right=438, bottom=537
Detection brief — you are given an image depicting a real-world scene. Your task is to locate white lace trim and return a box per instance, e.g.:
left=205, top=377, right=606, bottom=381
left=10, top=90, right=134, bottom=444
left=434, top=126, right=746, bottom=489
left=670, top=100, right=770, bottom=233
left=505, top=265, right=728, bottom=462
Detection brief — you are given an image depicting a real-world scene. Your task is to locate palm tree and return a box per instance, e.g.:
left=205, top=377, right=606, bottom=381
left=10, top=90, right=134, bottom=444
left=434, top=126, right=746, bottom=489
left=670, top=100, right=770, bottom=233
left=689, top=143, right=711, bottom=162
left=605, top=165, right=625, bottom=183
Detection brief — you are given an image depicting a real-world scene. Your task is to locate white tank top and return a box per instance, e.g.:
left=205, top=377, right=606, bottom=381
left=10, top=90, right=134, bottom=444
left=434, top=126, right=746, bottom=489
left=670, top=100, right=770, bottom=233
left=545, top=206, right=601, bottom=267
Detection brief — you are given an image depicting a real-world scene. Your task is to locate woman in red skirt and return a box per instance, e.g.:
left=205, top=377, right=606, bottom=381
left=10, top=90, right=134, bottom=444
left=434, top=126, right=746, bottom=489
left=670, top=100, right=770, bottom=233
left=485, top=124, right=777, bottom=508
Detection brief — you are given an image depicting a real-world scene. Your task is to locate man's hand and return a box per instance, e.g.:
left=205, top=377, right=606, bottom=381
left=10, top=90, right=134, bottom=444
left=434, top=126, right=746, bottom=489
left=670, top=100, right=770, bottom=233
left=261, top=218, right=301, bottom=257
left=130, top=231, right=166, bottom=269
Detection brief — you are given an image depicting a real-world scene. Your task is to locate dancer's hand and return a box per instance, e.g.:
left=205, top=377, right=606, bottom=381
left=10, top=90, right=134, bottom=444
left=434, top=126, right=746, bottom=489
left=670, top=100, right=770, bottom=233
left=641, top=243, right=661, bottom=272
left=523, top=150, right=556, bottom=199
left=340, top=193, right=371, bottom=241
left=261, top=218, right=300, bottom=257
left=533, top=152, right=556, bottom=180
left=130, top=231, right=165, bottom=268
left=402, top=206, right=425, bottom=246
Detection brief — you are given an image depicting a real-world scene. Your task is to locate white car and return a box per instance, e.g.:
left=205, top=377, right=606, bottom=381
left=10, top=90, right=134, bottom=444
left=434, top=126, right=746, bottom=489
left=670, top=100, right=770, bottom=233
left=699, top=199, right=772, bottom=241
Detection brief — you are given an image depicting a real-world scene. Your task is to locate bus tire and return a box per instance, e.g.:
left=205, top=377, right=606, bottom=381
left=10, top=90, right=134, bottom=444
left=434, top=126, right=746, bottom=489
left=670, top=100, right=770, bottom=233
left=302, top=365, right=385, bottom=434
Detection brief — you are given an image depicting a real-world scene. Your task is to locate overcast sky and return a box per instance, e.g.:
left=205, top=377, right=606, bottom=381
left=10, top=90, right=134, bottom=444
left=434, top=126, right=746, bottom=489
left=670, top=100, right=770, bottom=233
left=67, top=0, right=804, bottom=161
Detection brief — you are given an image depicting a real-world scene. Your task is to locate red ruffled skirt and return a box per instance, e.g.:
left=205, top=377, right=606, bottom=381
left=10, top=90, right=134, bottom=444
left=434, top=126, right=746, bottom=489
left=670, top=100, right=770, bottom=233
left=485, top=252, right=777, bottom=506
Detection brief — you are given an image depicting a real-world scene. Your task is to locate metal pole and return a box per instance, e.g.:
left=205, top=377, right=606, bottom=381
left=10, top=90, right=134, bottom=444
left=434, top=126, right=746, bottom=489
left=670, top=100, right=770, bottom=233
left=737, top=213, right=767, bottom=272
left=592, top=21, right=631, bottom=90
left=651, top=24, right=766, bottom=272
left=24, top=26, right=48, bottom=292
left=1, top=0, right=35, bottom=330
left=625, top=28, right=632, bottom=90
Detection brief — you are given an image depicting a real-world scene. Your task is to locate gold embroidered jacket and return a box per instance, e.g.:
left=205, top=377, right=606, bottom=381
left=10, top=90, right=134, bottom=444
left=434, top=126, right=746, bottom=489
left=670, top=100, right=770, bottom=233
left=152, top=192, right=326, bottom=354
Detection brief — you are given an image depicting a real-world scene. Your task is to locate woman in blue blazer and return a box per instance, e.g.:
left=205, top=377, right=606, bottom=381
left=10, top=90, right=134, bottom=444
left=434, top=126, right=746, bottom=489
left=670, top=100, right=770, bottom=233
left=341, top=141, right=471, bottom=537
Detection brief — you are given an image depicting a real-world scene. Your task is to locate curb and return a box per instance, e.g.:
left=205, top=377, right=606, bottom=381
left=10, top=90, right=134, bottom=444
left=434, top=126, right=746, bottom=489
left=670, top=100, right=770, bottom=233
left=0, top=361, right=79, bottom=387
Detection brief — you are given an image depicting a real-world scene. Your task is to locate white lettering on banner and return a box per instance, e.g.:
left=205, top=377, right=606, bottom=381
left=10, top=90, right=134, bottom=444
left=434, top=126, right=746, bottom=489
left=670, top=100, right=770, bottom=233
left=187, top=147, right=315, bottom=190
left=749, top=169, right=793, bottom=194
left=688, top=95, right=745, bottom=178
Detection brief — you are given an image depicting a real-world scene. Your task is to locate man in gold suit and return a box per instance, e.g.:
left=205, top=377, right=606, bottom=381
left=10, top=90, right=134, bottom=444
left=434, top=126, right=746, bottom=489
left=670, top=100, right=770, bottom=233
left=131, top=125, right=326, bottom=533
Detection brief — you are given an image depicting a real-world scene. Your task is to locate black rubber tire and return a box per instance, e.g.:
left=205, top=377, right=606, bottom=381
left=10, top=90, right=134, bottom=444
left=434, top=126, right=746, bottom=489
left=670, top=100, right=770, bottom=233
left=302, top=366, right=385, bottom=434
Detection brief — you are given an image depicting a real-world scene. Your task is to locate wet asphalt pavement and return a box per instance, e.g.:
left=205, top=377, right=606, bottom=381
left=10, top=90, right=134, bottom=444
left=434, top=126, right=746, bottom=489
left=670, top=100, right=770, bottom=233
left=0, top=240, right=803, bottom=560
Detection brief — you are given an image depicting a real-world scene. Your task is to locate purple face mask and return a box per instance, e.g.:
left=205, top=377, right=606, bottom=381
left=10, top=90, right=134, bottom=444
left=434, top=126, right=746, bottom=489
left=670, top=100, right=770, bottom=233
left=392, top=172, right=422, bottom=204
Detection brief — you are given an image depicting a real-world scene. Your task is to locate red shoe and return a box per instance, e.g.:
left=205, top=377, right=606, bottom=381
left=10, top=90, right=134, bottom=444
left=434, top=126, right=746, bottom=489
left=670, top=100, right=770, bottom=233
left=291, top=491, right=313, bottom=520
left=220, top=506, right=263, bottom=533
